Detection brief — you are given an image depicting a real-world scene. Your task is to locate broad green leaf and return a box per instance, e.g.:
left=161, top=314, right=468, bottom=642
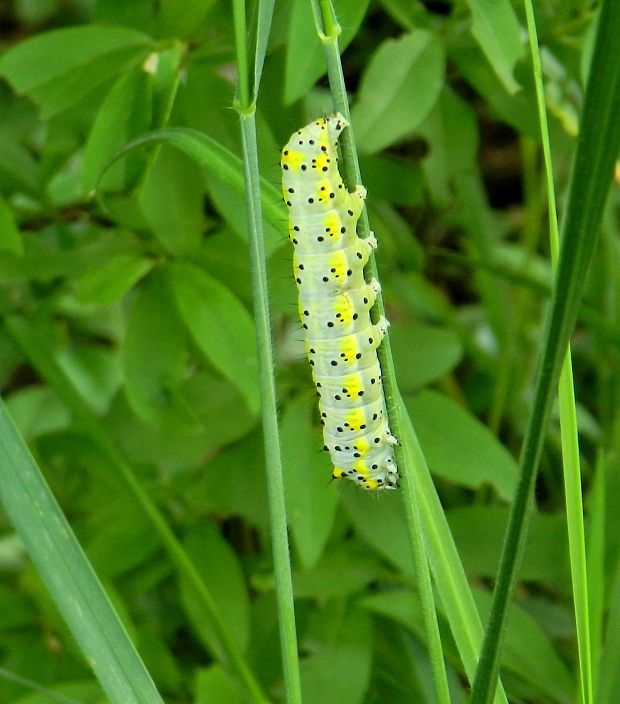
left=343, top=490, right=414, bottom=576
left=447, top=505, right=568, bottom=584
left=284, top=0, right=371, bottom=105
left=417, top=87, right=479, bottom=205
left=105, top=375, right=256, bottom=468
left=300, top=602, right=372, bottom=704
left=0, top=139, right=41, bottom=196
left=122, top=273, right=197, bottom=428
left=75, top=254, right=155, bottom=305
left=180, top=524, right=250, bottom=657
left=352, top=31, right=445, bottom=153
left=0, top=194, right=23, bottom=255
left=84, top=498, right=161, bottom=580
left=195, top=665, right=240, bottom=704
left=359, top=154, right=425, bottom=206
left=281, top=396, right=339, bottom=570
left=138, top=146, right=206, bottom=255
left=0, top=25, right=153, bottom=118
left=391, top=321, right=463, bottom=389
left=82, top=69, right=152, bottom=193
left=465, top=0, right=523, bottom=94
left=55, top=343, right=121, bottom=415
left=105, top=127, right=285, bottom=256
left=406, top=390, right=518, bottom=500
left=293, top=545, right=380, bottom=599
left=156, top=0, right=216, bottom=38
left=0, top=400, right=165, bottom=704
left=169, top=262, right=259, bottom=415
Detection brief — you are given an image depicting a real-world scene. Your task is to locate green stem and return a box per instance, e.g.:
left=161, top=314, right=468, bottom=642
left=232, top=0, right=250, bottom=111
left=233, top=2, right=303, bottom=702
left=310, top=3, right=450, bottom=703
left=239, top=110, right=303, bottom=704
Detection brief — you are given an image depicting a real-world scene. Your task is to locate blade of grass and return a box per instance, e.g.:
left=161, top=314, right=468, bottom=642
left=588, top=454, right=605, bottom=694
left=310, top=2, right=495, bottom=702
left=232, top=2, right=303, bottom=704
left=4, top=314, right=270, bottom=704
left=469, top=0, right=620, bottom=700
left=0, top=398, right=165, bottom=704
left=522, top=4, right=593, bottom=702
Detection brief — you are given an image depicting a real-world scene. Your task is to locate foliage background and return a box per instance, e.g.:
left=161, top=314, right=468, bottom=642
left=0, top=0, right=615, bottom=703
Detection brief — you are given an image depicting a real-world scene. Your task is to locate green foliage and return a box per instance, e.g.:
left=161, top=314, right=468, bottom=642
left=0, top=1, right=615, bottom=703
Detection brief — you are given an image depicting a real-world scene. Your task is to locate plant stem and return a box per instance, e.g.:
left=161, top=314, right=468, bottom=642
left=310, top=3, right=450, bottom=703
left=233, top=1, right=303, bottom=702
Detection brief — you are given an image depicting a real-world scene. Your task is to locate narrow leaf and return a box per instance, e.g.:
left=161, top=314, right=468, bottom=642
left=0, top=399, right=165, bottom=704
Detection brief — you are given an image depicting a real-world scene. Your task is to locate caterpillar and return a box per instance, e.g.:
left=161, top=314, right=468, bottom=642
left=281, top=113, right=399, bottom=490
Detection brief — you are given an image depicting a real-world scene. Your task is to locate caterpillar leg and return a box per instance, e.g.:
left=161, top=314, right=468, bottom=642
left=365, top=231, right=378, bottom=250
left=374, top=315, right=390, bottom=342
left=344, top=185, right=367, bottom=221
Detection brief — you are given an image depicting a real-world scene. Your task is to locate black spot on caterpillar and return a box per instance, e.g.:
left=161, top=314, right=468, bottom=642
left=281, top=114, right=398, bottom=490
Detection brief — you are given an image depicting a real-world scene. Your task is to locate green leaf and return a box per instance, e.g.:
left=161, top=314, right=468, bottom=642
left=138, top=146, right=206, bottom=255
left=0, top=193, right=23, bottom=255
left=352, top=30, right=445, bottom=153
left=391, top=321, right=463, bottom=389
left=293, top=545, right=380, bottom=599
left=195, top=665, right=241, bottom=704
left=0, top=399, right=165, bottom=704
left=281, top=396, right=339, bottom=570
left=300, top=602, right=373, bottom=704
left=169, top=262, right=259, bottom=415
left=84, top=498, right=161, bottom=580
left=104, top=127, right=285, bottom=256
left=284, top=0, right=371, bottom=105
left=180, top=523, right=250, bottom=657
left=465, top=0, right=523, bottom=94
left=75, top=254, right=155, bottom=305
left=417, top=87, right=479, bottom=205
left=82, top=69, right=153, bottom=193
left=0, top=25, right=153, bottom=119
left=0, top=139, right=41, bottom=196
left=156, top=0, right=216, bottom=38
left=447, top=506, right=568, bottom=584
left=122, top=272, right=197, bottom=428
left=406, top=390, right=518, bottom=500
left=343, top=491, right=415, bottom=576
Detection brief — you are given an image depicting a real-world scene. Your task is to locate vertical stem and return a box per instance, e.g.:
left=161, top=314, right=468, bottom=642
left=310, top=3, right=451, bottom=703
left=239, top=111, right=303, bottom=704
left=233, top=2, right=302, bottom=701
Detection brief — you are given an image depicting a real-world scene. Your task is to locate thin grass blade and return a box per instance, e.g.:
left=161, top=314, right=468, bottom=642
left=470, top=0, right=620, bottom=700
left=0, top=398, right=165, bottom=704
left=522, top=3, right=592, bottom=701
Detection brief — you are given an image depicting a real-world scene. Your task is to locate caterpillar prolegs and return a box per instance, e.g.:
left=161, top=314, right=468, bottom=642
left=281, top=114, right=399, bottom=490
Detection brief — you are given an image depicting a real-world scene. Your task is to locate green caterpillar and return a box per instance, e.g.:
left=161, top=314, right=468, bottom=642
left=281, top=114, right=398, bottom=490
